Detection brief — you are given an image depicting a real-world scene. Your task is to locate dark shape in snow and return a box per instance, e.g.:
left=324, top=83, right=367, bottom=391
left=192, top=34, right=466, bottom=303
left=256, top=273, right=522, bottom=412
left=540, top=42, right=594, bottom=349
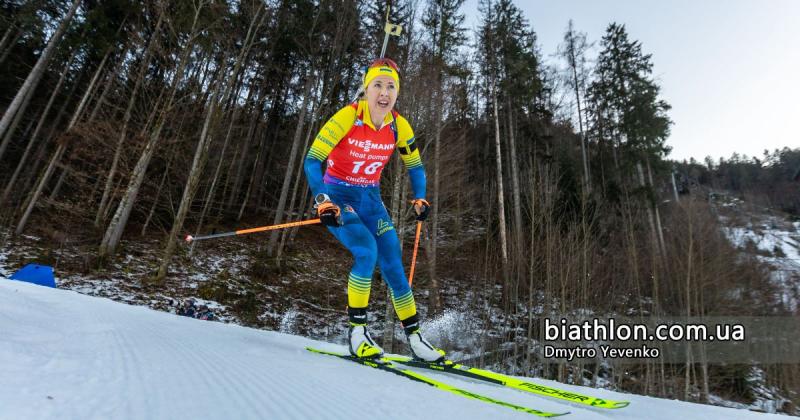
left=175, top=298, right=215, bottom=321
left=9, top=264, right=56, bottom=288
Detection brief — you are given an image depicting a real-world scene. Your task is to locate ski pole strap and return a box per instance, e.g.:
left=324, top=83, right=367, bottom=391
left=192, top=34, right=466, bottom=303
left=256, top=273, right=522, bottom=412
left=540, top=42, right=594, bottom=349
left=186, top=219, right=322, bottom=242
left=408, top=221, right=423, bottom=286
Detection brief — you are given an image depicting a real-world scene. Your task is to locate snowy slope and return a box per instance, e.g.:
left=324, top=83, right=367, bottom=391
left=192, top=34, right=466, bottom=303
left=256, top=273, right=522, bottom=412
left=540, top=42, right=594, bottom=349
left=0, top=279, right=785, bottom=420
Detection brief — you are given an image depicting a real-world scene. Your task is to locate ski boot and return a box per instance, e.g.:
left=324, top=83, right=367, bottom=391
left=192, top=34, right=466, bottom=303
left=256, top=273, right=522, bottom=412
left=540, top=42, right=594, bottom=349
left=347, top=307, right=383, bottom=358
left=401, top=314, right=446, bottom=362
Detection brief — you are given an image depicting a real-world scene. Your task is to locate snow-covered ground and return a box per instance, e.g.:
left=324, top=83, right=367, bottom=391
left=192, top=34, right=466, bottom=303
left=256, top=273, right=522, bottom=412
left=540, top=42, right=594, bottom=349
left=717, top=199, right=800, bottom=311
left=0, top=279, right=784, bottom=420
left=722, top=222, right=800, bottom=267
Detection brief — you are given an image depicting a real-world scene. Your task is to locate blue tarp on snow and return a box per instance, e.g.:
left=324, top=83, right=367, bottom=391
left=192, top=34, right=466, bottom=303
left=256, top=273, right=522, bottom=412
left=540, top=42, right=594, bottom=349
left=9, top=264, right=56, bottom=288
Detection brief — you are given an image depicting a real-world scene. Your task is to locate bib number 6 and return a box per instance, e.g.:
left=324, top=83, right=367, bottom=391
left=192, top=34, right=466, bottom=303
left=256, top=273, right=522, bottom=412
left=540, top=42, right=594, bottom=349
left=352, top=161, right=383, bottom=175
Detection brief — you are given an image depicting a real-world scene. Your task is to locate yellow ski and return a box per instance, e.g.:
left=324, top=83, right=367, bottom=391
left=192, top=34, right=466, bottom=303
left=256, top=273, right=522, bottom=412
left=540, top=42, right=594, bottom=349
left=383, top=355, right=629, bottom=409
left=306, top=347, right=569, bottom=417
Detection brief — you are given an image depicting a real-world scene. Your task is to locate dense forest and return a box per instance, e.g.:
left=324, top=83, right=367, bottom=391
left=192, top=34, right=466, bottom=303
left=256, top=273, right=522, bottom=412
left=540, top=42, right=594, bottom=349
left=1, top=0, right=798, bottom=413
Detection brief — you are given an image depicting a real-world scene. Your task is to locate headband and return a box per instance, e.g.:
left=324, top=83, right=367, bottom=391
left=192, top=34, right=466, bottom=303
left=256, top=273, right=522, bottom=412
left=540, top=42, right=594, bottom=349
left=363, top=65, right=400, bottom=92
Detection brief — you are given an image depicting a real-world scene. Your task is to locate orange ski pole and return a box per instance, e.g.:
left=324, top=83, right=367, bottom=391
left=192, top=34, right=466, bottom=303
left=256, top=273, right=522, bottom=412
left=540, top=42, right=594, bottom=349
left=408, top=221, right=423, bottom=286
left=185, top=219, right=321, bottom=242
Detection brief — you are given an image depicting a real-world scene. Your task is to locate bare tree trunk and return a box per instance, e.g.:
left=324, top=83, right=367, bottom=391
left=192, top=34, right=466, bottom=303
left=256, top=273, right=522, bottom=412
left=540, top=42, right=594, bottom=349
left=684, top=201, right=694, bottom=401
left=506, top=102, right=523, bottom=317
left=0, top=26, right=11, bottom=48
left=525, top=157, right=537, bottom=376
left=251, top=95, right=291, bottom=213
left=189, top=93, right=243, bottom=256
left=87, top=42, right=131, bottom=125
left=671, top=170, right=680, bottom=203
left=427, top=87, right=443, bottom=314
left=219, top=135, right=240, bottom=216
left=0, top=0, right=81, bottom=143
left=698, top=279, right=709, bottom=403
left=267, top=71, right=314, bottom=257
left=226, top=92, right=264, bottom=212
left=99, top=2, right=205, bottom=258
left=48, top=167, right=67, bottom=200
left=1, top=105, right=48, bottom=205
left=181, top=13, right=266, bottom=249
left=506, top=105, right=523, bottom=374
left=237, top=146, right=261, bottom=221
left=142, top=151, right=174, bottom=236
left=45, top=49, right=115, bottom=209
left=0, top=26, right=18, bottom=58
left=507, top=104, right=523, bottom=252
left=638, top=162, right=663, bottom=261
left=638, top=158, right=665, bottom=320
left=0, top=27, right=23, bottom=65
left=254, top=86, right=290, bottom=213
left=95, top=14, right=164, bottom=227
left=155, top=67, right=225, bottom=282
left=491, top=85, right=509, bottom=285
left=13, top=59, right=88, bottom=233
left=699, top=345, right=709, bottom=402
left=0, top=74, right=37, bottom=162
left=216, top=75, right=255, bottom=217
left=567, top=40, right=590, bottom=193
left=279, top=83, right=322, bottom=256
left=0, top=49, right=77, bottom=205
left=72, top=45, right=112, bottom=125
left=63, top=63, right=97, bottom=132
left=647, top=159, right=667, bottom=260
left=18, top=127, right=52, bottom=198
left=15, top=145, right=67, bottom=234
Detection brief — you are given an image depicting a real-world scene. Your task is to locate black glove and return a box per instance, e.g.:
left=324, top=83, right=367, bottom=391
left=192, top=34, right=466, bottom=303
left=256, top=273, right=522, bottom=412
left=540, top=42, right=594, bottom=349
left=314, top=193, right=341, bottom=227
left=412, top=198, right=430, bottom=221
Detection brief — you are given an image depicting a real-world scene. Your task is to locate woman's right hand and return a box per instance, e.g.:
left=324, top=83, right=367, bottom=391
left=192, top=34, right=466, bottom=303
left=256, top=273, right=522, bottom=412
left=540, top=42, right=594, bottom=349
left=314, top=193, right=342, bottom=227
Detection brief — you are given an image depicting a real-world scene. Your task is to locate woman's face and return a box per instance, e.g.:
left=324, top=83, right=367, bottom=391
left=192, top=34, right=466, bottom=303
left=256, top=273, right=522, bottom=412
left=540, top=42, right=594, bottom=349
left=365, top=75, right=398, bottom=116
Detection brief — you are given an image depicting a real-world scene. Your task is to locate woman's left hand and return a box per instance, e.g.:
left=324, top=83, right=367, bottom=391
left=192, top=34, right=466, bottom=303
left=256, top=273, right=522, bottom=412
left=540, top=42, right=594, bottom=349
left=412, top=199, right=430, bottom=221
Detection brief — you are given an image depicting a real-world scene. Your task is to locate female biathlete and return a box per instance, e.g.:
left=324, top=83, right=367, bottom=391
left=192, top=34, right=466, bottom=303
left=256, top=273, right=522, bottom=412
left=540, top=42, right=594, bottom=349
left=303, top=58, right=445, bottom=362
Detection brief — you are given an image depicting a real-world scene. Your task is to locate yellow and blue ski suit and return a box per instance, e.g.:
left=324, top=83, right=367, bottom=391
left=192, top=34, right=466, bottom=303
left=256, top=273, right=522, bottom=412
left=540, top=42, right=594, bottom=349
left=303, top=100, right=425, bottom=322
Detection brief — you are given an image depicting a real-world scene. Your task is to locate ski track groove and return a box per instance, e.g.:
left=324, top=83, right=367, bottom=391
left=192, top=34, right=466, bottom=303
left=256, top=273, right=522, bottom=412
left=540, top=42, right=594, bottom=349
left=222, top=344, right=307, bottom=418
left=104, top=324, right=141, bottom=418
left=196, top=337, right=275, bottom=411
left=148, top=318, right=261, bottom=417
left=250, top=336, right=380, bottom=419
left=232, top=339, right=357, bottom=419
left=68, top=298, right=142, bottom=419
left=95, top=300, right=150, bottom=418
left=141, top=318, right=322, bottom=419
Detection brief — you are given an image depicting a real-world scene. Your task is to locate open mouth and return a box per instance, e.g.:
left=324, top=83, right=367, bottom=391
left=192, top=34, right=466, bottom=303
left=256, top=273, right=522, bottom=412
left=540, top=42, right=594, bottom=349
left=377, top=99, right=390, bottom=108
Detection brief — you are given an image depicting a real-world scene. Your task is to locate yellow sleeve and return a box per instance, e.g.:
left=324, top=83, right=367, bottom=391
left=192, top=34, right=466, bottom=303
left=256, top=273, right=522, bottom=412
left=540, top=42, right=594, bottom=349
left=306, top=105, right=356, bottom=162
left=394, top=114, right=423, bottom=169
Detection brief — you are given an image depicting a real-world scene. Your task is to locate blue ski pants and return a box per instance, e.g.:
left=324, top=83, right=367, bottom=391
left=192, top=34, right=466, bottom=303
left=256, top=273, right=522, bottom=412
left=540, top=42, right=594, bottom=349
left=324, top=184, right=416, bottom=320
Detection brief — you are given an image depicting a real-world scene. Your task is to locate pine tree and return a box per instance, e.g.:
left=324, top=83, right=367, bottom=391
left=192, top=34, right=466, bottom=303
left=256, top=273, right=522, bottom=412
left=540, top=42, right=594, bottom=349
left=557, top=19, right=592, bottom=193
left=587, top=23, right=671, bottom=171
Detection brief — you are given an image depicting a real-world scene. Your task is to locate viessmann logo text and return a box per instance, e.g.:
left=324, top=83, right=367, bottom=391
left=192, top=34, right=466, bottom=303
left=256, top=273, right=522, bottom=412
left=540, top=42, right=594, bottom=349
left=348, top=138, right=394, bottom=153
